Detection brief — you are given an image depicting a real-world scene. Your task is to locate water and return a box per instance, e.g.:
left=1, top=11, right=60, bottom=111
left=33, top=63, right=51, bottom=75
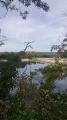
left=18, top=63, right=48, bottom=76
left=10, top=63, right=46, bottom=94
left=18, top=63, right=67, bottom=93
left=18, top=63, right=47, bottom=86
left=54, top=77, right=67, bottom=93
left=10, top=63, right=67, bottom=94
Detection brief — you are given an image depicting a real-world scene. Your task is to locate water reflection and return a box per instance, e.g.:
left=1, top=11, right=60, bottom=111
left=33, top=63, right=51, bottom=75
left=18, top=63, right=67, bottom=93
left=18, top=63, right=48, bottom=76
left=18, top=63, right=47, bottom=85
left=54, top=77, right=67, bottom=93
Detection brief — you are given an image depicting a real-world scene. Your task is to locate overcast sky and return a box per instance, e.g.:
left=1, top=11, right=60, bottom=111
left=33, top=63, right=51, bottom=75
left=0, top=0, right=67, bottom=52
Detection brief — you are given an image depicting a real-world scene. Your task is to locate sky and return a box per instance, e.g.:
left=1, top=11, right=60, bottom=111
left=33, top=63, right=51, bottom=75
left=0, top=0, right=67, bottom=52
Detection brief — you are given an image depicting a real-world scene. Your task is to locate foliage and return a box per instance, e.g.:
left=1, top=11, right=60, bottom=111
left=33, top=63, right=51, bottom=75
left=1, top=1, right=67, bottom=119
left=6, top=82, right=67, bottom=120
left=0, top=54, right=67, bottom=120
left=0, top=0, right=49, bottom=19
left=25, top=51, right=37, bottom=59
left=0, top=60, right=26, bottom=119
left=0, top=62, right=17, bottom=99
left=41, top=54, right=52, bottom=58
left=59, top=51, right=67, bottom=58
left=51, top=36, right=67, bottom=58
left=39, top=64, right=67, bottom=81
left=0, top=52, right=21, bottom=62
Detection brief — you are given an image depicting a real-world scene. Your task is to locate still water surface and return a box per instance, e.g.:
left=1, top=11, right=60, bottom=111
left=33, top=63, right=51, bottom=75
left=18, top=63, right=67, bottom=93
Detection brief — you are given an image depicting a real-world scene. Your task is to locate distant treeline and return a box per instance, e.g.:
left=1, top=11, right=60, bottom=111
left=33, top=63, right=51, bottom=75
left=0, top=51, right=56, bottom=59
left=0, top=51, right=67, bottom=62
left=0, top=52, right=22, bottom=62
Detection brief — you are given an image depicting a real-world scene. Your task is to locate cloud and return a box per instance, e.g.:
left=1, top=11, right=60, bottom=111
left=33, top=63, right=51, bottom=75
left=0, top=0, right=67, bottom=52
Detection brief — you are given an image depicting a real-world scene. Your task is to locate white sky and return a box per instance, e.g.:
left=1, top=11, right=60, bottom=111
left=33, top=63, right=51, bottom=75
left=0, top=0, right=67, bottom=52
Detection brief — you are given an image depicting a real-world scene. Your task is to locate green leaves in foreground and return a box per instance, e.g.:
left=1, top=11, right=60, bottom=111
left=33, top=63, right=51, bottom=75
left=0, top=62, right=67, bottom=120
left=39, top=64, right=67, bottom=81
left=7, top=84, right=67, bottom=120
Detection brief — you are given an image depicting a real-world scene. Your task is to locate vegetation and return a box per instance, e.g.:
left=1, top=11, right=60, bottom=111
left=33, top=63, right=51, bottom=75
left=0, top=1, right=67, bottom=120
left=0, top=54, right=67, bottom=120
left=7, top=84, right=67, bottom=120
left=51, top=36, right=67, bottom=58
left=0, top=40, right=67, bottom=120
left=0, top=0, right=49, bottom=19
left=0, top=51, right=37, bottom=61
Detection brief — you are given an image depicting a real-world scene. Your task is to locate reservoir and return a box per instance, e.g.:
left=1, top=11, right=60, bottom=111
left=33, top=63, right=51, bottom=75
left=18, top=63, right=67, bottom=93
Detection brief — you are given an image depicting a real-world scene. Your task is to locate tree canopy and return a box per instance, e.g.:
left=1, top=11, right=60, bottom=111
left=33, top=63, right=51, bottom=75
left=0, top=0, right=50, bottom=19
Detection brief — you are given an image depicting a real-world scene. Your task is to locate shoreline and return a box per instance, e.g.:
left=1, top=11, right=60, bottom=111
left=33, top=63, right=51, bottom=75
left=21, top=58, right=67, bottom=64
left=0, top=58, right=67, bottom=64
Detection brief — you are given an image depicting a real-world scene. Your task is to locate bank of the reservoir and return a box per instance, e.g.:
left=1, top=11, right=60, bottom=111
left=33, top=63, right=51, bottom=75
left=21, top=58, right=67, bottom=64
